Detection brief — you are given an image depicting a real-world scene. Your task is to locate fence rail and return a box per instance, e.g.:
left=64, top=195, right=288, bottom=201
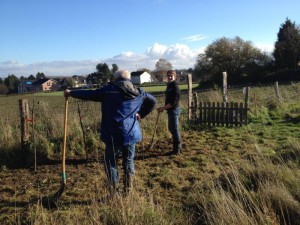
left=190, top=101, right=248, bottom=126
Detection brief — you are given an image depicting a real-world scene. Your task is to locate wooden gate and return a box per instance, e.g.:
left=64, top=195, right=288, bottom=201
left=191, top=101, right=248, bottom=126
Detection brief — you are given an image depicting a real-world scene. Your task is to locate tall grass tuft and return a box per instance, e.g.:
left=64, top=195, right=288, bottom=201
left=186, top=150, right=300, bottom=225
left=23, top=189, right=187, bottom=225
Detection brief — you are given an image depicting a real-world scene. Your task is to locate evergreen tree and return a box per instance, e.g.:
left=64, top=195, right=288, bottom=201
left=273, top=18, right=300, bottom=70
left=96, top=63, right=111, bottom=86
left=0, top=84, right=8, bottom=94
left=110, top=64, right=119, bottom=82
left=111, top=64, right=119, bottom=74
left=36, top=72, right=46, bottom=79
left=4, top=74, right=19, bottom=94
left=28, top=74, right=36, bottom=80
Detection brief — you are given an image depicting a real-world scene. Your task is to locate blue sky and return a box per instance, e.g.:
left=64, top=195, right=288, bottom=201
left=0, top=0, right=299, bottom=78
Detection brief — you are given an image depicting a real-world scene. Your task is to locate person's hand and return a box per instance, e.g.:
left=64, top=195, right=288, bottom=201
left=136, top=113, right=141, bottom=121
left=64, top=89, right=71, bottom=98
left=157, top=107, right=165, bottom=113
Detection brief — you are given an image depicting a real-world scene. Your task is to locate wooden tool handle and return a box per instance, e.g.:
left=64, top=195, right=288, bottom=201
left=62, top=96, right=68, bottom=185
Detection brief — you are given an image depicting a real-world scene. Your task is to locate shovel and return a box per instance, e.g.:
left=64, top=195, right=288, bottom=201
left=147, top=112, right=160, bottom=151
left=41, top=96, right=68, bottom=208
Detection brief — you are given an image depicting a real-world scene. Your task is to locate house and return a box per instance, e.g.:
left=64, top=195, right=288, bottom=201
left=31, top=78, right=59, bottom=92
left=18, top=80, right=35, bottom=94
left=86, top=74, right=98, bottom=88
left=131, top=71, right=152, bottom=85
left=18, top=78, right=60, bottom=93
left=72, top=75, right=88, bottom=88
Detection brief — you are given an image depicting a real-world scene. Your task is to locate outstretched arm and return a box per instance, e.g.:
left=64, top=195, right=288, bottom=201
left=64, top=89, right=103, bottom=102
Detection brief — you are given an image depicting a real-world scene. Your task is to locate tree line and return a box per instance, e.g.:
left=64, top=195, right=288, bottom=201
left=1, top=18, right=300, bottom=94
left=0, top=60, right=172, bottom=94
left=194, top=18, right=300, bottom=87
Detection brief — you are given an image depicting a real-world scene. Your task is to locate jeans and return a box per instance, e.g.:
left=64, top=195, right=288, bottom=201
left=104, top=144, right=135, bottom=189
left=167, top=107, right=181, bottom=144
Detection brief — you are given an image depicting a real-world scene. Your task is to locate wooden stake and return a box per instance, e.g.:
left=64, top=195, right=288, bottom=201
left=19, top=99, right=30, bottom=152
left=274, top=81, right=281, bottom=101
left=187, top=73, right=192, bottom=121
left=222, top=72, right=228, bottom=102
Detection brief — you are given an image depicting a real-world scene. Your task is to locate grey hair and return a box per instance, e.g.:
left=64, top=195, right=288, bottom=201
left=114, top=69, right=131, bottom=80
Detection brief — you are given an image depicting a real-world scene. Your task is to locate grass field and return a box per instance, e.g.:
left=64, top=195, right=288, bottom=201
left=0, top=82, right=300, bottom=224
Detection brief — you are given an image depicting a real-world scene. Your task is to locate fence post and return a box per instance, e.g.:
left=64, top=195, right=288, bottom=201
left=274, top=81, right=282, bottom=101
left=19, top=99, right=30, bottom=152
left=253, top=93, right=257, bottom=116
left=32, top=95, right=37, bottom=171
left=187, top=73, right=193, bottom=121
left=193, top=92, right=198, bottom=122
left=199, top=101, right=203, bottom=124
left=244, top=102, right=248, bottom=124
left=244, top=87, right=250, bottom=104
left=222, top=72, right=228, bottom=102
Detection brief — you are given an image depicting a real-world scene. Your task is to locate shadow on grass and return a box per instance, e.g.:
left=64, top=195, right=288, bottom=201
left=0, top=147, right=92, bottom=169
left=0, top=147, right=29, bottom=169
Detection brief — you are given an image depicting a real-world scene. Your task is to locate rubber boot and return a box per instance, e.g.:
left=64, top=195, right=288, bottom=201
left=109, top=182, right=119, bottom=197
left=172, top=142, right=182, bottom=155
left=123, top=174, right=133, bottom=195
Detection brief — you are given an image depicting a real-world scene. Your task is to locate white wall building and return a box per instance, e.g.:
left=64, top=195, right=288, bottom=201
left=130, top=71, right=152, bottom=85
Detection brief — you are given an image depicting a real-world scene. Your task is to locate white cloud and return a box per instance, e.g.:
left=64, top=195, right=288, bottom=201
left=182, top=34, right=207, bottom=42
left=0, top=42, right=205, bottom=77
left=147, top=43, right=168, bottom=57
left=254, top=42, right=274, bottom=53
left=0, top=60, right=100, bottom=77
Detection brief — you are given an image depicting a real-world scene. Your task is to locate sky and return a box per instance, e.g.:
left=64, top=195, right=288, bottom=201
left=0, top=0, right=300, bottom=78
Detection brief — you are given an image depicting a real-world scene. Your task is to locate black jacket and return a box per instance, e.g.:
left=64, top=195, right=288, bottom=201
left=165, top=81, right=180, bottom=110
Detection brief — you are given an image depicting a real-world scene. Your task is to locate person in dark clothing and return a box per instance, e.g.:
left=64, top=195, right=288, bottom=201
left=64, top=69, right=157, bottom=194
left=157, top=70, right=181, bottom=154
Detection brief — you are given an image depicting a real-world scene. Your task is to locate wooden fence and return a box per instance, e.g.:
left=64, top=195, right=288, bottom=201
left=190, top=101, right=248, bottom=127
left=187, top=74, right=251, bottom=127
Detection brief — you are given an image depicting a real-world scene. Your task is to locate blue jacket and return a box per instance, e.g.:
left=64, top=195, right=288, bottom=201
left=70, top=79, right=156, bottom=146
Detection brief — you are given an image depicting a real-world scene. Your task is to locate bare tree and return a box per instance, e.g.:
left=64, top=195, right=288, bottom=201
left=155, top=58, right=173, bottom=82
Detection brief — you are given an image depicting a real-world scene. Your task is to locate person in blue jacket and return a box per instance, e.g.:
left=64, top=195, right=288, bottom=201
left=64, top=69, right=157, bottom=194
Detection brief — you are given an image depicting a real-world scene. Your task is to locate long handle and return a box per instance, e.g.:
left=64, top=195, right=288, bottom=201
left=150, top=112, right=160, bottom=144
left=62, top=96, right=68, bottom=185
